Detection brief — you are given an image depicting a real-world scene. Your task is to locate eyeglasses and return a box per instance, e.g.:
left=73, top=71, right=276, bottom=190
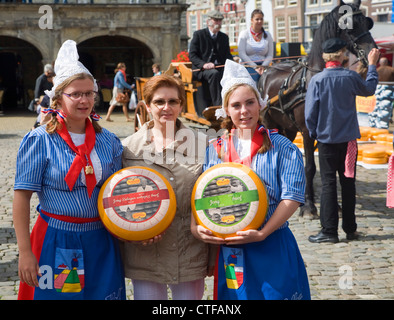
left=63, top=91, right=97, bottom=100
left=151, top=98, right=181, bottom=108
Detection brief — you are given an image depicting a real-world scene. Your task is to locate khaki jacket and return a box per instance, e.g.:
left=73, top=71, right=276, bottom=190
left=121, top=120, right=216, bottom=284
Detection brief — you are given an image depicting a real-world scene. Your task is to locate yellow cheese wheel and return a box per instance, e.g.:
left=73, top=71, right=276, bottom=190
left=357, top=144, right=368, bottom=155
left=372, top=133, right=392, bottom=142
left=191, top=163, right=268, bottom=239
left=369, top=128, right=389, bottom=138
left=359, top=127, right=371, bottom=140
left=362, top=157, right=388, bottom=164
left=98, top=166, right=176, bottom=241
left=362, top=146, right=388, bottom=158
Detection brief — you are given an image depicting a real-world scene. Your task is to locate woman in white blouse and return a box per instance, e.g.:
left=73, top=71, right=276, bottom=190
left=237, top=9, right=274, bottom=83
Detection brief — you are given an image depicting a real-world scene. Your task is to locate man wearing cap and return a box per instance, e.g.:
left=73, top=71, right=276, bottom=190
left=189, top=10, right=233, bottom=107
left=305, top=38, right=380, bottom=243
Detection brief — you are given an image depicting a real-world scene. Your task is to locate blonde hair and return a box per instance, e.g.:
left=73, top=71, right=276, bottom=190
left=322, top=47, right=346, bottom=63
left=220, top=83, right=272, bottom=156
left=115, top=62, right=126, bottom=73
left=46, top=73, right=102, bottom=134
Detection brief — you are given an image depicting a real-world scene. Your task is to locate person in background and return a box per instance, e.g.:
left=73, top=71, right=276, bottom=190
left=105, top=62, right=134, bottom=122
left=237, top=9, right=273, bottom=83
left=13, top=40, right=125, bottom=300
left=29, top=64, right=54, bottom=113
left=189, top=10, right=233, bottom=106
left=152, top=63, right=162, bottom=76
left=34, top=64, right=54, bottom=103
left=305, top=38, right=380, bottom=243
left=377, top=57, right=394, bottom=82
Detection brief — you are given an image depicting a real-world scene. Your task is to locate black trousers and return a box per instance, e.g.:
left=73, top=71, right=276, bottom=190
left=195, top=67, right=223, bottom=106
left=317, top=141, right=357, bottom=235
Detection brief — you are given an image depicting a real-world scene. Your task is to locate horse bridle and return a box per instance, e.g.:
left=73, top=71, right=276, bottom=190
left=341, top=10, right=373, bottom=66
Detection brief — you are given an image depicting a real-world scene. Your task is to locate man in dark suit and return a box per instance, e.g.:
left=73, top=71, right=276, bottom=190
left=189, top=10, right=233, bottom=107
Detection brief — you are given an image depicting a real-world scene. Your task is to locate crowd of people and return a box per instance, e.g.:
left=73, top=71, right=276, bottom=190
left=13, top=8, right=393, bottom=301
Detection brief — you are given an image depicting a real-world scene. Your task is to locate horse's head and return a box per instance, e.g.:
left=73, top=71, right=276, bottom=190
left=308, top=0, right=377, bottom=70
left=337, top=0, right=377, bottom=66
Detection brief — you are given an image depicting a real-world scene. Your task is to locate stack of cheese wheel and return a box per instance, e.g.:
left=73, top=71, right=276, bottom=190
left=370, top=128, right=389, bottom=141
left=191, top=163, right=268, bottom=239
left=357, top=144, right=369, bottom=162
left=361, top=145, right=389, bottom=164
left=373, top=133, right=393, bottom=147
left=98, top=166, right=176, bottom=241
left=358, top=126, right=371, bottom=142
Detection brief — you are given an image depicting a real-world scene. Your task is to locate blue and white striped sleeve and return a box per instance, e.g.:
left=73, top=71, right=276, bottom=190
left=111, top=134, right=123, bottom=174
left=277, top=139, right=306, bottom=204
left=14, top=131, right=48, bottom=192
left=203, top=142, right=222, bottom=172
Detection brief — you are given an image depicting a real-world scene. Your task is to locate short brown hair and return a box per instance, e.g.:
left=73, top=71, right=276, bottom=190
left=143, top=74, right=186, bottom=107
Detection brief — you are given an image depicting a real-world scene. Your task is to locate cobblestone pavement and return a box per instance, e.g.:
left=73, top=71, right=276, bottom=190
left=0, top=110, right=393, bottom=300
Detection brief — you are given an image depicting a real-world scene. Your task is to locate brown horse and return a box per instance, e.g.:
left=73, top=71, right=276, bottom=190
left=258, top=0, right=377, bottom=218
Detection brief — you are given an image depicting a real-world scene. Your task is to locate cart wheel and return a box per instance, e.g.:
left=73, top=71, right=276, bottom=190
left=134, top=101, right=150, bottom=132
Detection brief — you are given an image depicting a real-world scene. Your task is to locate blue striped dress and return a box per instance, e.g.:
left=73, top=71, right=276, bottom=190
left=14, top=125, right=126, bottom=300
left=205, top=130, right=311, bottom=300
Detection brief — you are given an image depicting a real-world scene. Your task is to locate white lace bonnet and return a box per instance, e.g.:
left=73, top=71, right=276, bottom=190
left=215, top=59, right=267, bottom=119
left=45, top=40, right=98, bottom=99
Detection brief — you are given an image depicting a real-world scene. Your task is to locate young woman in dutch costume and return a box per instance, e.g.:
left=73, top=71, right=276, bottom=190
left=13, top=40, right=125, bottom=300
left=191, top=59, right=311, bottom=300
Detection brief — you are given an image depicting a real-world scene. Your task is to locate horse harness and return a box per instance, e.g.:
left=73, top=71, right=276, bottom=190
left=265, top=60, right=315, bottom=133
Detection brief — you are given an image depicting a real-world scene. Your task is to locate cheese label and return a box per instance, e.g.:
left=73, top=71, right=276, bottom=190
left=98, top=166, right=176, bottom=241
left=191, top=163, right=268, bottom=238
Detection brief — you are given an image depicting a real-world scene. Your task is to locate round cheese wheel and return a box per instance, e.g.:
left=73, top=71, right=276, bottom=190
left=191, top=163, right=268, bottom=239
left=359, top=126, right=370, bottom=134
left=362, top=157, right=388, bottom=164
left=362, top=147, right=387, bottom=158
left=98, top=166, right=176, bottom=241
left=369, top=128, right=389, bottom=136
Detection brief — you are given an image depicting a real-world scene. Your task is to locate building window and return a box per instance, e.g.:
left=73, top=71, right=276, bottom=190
left=222, top=19, right=228, bottom=36
left=276, top=16, right=286, bottom=42
left=309, top=0, right=318, bottom=5
left=189, top=15, right=197, bottom=37
left=229, top=20, right=236, bottom=46
left=308, top=14, right=319, bottom=41
left=275, top=0, right=285, bottom=7
left=377, top=14, right=389, bottom=22
left=288, top=0, right=297, bottom=6
left=239, top=18, right=247, bottom=33
left=201, top=14, right=208, bottom=29
left=256, top=0, right=262, bottom=9
left=289, top=15, right=298, bottom=42
left=263, top=21, right=269, bottom=32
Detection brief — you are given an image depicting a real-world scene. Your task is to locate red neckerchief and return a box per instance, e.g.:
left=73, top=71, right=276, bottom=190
left=325, top=61, right=342, bottom=68
left=120, top=69, right=127, bottom=82
left=214, top=126, right=266, bottom=167
left=250, top=27, right=263, bottom=42
left=56, top=114, right=97, bottom=197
